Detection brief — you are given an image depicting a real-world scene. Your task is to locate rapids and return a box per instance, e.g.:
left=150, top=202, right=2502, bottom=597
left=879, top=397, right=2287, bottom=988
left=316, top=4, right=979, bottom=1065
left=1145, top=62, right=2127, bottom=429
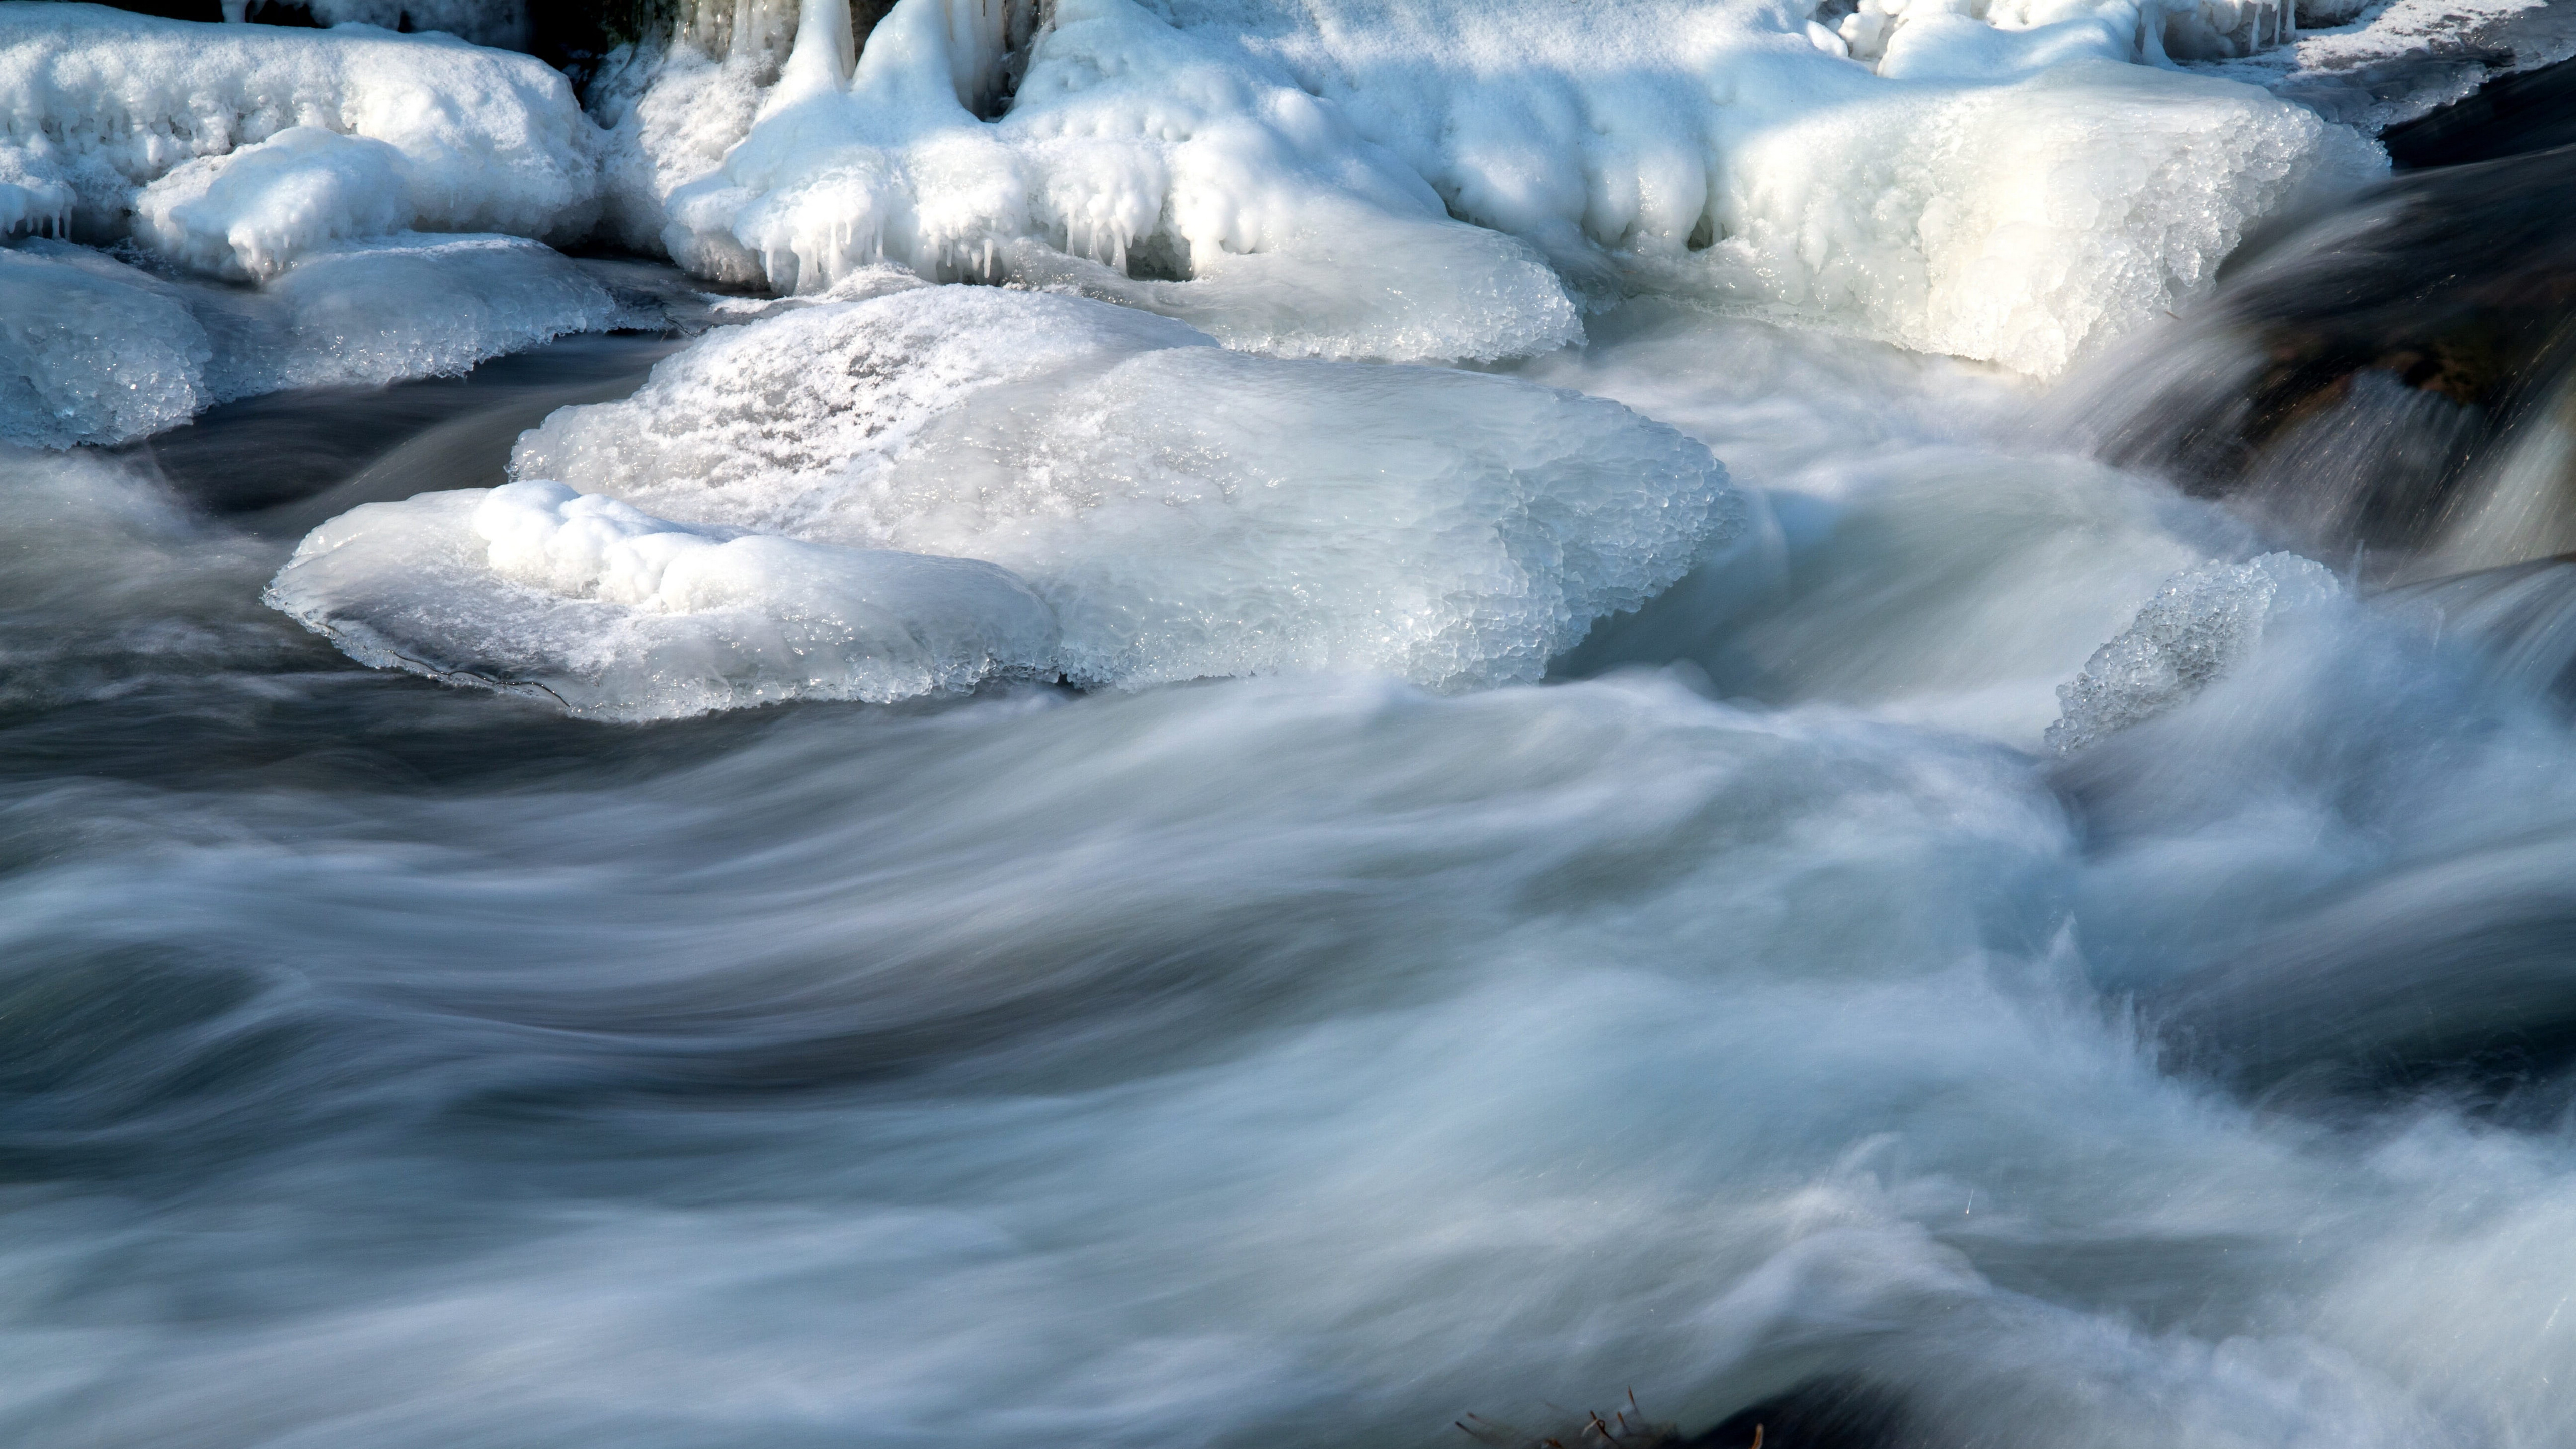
left=12, top=4, right=2576, bottom=1448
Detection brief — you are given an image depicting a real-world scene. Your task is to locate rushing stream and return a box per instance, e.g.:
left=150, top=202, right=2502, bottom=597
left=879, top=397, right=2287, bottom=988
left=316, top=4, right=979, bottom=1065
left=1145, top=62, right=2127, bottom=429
left=13, top=1, right=2576, bottom=1446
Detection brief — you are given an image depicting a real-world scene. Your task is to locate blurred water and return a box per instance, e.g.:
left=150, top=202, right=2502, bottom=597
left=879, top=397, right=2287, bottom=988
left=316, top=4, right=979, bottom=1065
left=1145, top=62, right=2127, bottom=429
left=14, top=203, right=2576, bottom=1449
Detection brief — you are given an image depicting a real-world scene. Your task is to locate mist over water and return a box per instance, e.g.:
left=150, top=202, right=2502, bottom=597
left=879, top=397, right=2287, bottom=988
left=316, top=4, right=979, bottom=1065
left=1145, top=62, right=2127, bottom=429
left=17, top=7, right=2576, bottom=1447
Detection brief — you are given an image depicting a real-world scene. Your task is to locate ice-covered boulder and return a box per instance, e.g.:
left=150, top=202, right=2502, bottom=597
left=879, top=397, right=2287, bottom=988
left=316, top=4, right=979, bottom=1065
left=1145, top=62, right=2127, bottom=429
left=134, top=127, right=415, bottom=282
left=606, top=0, right=2378, bottom=374
left=0, top=245, right=212, bottom=451
left=266, top=479, right=1060, bottom=720
left=0, top=4, right=599, bottom=266
left=0, top=235, right=621, bottom=449
left=497, top=284, right=1741, bottom=694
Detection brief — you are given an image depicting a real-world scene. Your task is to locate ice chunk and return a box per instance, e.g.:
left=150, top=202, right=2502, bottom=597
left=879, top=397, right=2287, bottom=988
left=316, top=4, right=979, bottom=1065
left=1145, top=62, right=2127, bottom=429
left=265, top=479, right=1060, bottom=720
left=0, top=4, right=597, bottom=253
left=204, top=234, right=624, bottom=397
left=0, top=235, right=619, bottom=449
left=135, top=128, right=413, bottom=281
left=633, top=0, right=1578, bottom=362
left=608, top=0, right=2374, bottom=373
left=0, top=244, right=211, bottom=449
left=0, top=141, right=73, bottom=240
left=2045, top=551, right=2342, bottom=752
left=513, top=285, right=1741, bottom=690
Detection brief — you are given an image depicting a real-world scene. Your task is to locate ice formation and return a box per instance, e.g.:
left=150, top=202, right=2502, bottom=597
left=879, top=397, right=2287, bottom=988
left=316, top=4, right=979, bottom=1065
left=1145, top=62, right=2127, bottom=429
left=0, top=4, right=597, bottom=261
left=0, top=235, right=622, bottom=449
left=133, top=127, right=416, bottom=282
left=0, top=244, right=212, bottom=452
left=597, top=0, right=2379, bottom=373
left=495, top=284, right=1740, bottom=693
left=266, top=479, right=1060, bottom=720
left=2045, top=551, right=2342, bottom=752
left=270, top=1, right=533, bottom=52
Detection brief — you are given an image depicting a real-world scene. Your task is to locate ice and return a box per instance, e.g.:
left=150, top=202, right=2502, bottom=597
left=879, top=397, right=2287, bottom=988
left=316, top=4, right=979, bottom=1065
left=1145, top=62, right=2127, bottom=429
left=288, top=1, right=533, bottom=51
left=0, top=244, right=211, bottom=450
left=135, top=127, right=413, bottom=282
left=2045, top=550, right=2343, bottom=752
left=510, top=285, right=1742, bottom=691
left=604, top=0, right=2377, bottom=374
left=205, top=234, right=627, bottom=397
left=0, top=143, right=74, bottom=242
left=2198, top=0, right=2566, bottom=130
left=0, top=4, right=597, bottom=258
left=1855, top=0, right=2296, bottom=72
left=0, top=235, right=621, bottom=449
left=265, top=479, right=1060, bottom=720
left=0, top=9, right=621, bottom=445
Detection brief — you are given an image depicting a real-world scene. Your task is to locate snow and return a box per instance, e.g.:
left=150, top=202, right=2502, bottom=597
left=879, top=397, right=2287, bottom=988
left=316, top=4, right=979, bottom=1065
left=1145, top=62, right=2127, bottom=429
left=289, top=1, right=532, bottom=52
left=134, top=127, right=414, bottom=282
left=604, top=0, right=2379, bottom=374
left=2196, top=0, right=2565, bottom=130
left=0, top=4, right=598, bottom=260
left=498, top=284, right=1743, bottom=693
left=265, top=479, right=1060, bottom=720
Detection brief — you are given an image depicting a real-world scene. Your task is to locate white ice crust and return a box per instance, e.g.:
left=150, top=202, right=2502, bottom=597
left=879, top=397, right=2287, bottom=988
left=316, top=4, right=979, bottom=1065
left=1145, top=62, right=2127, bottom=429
left=277, top=284, right=1738, bottom=712
left=266, top=479, right=1061, bottom=720
left=287, top=1, right=533, bottom=52
left=0, top=4, right=598, bottom=266
left=0, top=8, right=629, bottom=447
left=486, top=284, right=1742, bottom=698
left=0, top=235, right=621, bottom=449
left=134, top=127, right=416, bottom=282
left=2046, top=551, right=2342, bottom=752
left=606, top=0, right=2381, bottom=374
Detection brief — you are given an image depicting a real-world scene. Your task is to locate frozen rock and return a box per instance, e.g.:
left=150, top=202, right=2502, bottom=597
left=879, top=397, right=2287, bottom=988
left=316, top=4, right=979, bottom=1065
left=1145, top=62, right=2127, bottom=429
left=0, top=4, right=598, bottom=261
left=266, top=479, right=1060, bottom=720
left=605, top=0, right=2377, bottom=373
left=0, top=244, right=211, bottom=449
left=134, top=128, right=414, bottom=282
left=511, top=285, right=1742, bottom=691
left=0, top=235, right=620, bottom=448
left=2046, top=551, right=2342, bottom=752
left=205, top=234, right=625, bottom=397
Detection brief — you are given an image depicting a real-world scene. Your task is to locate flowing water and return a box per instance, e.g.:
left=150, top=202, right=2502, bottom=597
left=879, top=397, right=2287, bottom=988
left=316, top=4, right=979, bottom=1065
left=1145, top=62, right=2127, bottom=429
left=21, top=47, right=2576, bottom=1449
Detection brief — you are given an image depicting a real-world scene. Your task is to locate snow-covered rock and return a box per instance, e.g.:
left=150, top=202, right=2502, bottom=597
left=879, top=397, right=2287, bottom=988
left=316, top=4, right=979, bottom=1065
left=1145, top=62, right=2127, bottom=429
left=605, top=0, right=2379, bottom=373
left=0, top=4, right=599, bottom=266
left=266, top=479, right=1061, bottom=720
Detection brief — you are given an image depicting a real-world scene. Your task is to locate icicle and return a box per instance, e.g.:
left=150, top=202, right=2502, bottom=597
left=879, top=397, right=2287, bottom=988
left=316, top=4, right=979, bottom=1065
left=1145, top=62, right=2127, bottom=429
left=770, top=0, right=857, bottom=105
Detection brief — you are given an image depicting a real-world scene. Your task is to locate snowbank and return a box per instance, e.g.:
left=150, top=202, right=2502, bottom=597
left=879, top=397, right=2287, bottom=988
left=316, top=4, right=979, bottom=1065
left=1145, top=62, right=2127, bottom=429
left=266, top=479, right=1060, bottom=720
left=609, top=0, right=2378, bottom=373
left=0, top=4, right=598, bottom=267
left=0, top=235, right=621, bottom=449
left=287, top=1, right=532, bottom=52
left=484, top=285, right=1742, bottom=696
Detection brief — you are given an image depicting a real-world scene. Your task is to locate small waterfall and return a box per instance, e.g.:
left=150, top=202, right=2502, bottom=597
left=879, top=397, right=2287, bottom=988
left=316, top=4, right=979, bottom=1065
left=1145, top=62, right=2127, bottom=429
left=2049, top=142, right=2576, bottom=578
